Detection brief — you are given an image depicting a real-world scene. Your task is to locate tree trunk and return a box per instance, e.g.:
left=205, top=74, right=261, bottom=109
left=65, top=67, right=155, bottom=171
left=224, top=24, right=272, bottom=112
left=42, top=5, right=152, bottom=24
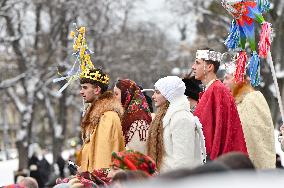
left=52, top=137, right=64, bottom=164
left=16, top=140, right=29, bottom=170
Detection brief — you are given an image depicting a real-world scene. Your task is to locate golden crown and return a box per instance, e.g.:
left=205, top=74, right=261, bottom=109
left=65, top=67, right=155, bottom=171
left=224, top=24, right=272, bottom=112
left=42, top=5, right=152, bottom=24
left=80, top=68, right=110, bottom=85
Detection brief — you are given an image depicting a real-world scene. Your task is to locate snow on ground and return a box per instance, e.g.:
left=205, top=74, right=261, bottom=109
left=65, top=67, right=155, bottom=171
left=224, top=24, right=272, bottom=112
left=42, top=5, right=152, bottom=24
left=0, top=159, right=18, bottom=186
left=0, top=149, right=74, bottom=186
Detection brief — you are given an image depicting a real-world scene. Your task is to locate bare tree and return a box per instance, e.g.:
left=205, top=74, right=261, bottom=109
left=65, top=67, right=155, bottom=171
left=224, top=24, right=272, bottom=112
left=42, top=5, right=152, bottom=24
left=0, top=0, right=77, bottom=169
left=0, top=0, right=175, bottom=172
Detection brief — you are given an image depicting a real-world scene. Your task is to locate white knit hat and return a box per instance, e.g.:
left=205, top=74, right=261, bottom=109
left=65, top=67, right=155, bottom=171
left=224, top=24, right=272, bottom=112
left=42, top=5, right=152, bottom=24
left=154, top=76, right=186, bottom=103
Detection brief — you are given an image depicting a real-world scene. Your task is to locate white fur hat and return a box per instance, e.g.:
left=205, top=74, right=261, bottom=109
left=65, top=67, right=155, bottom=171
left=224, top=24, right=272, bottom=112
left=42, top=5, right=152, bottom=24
left=154, top=76, right=186, bottom=103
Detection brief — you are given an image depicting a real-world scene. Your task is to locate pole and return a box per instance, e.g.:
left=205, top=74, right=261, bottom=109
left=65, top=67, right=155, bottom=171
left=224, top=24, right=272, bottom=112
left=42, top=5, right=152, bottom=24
left=267, top=51, right=284, bottom=124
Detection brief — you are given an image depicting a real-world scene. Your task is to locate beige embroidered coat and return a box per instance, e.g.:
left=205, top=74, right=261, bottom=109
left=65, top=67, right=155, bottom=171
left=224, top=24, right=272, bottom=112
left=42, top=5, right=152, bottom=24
left=234, top=86, right=275, bottom=169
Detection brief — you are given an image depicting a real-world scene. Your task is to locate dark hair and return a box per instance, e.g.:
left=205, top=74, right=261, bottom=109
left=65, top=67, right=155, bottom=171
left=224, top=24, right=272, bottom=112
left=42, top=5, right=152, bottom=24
left=158, top=161, right=229, bottom=180
left=202, top=47, right=220, bottom=73
left=138, top=85, right=154, bottom=113
left=276, top=154, right=283, bottom=168
left=80, top=68, right=108, bottom=93
left=182, top=76, right=202, bottom=101
left=115, top=79, right=121, bottom=88
left=216, top=152, right=255, bottom=170
left=112, top=170, right=148, bottom=183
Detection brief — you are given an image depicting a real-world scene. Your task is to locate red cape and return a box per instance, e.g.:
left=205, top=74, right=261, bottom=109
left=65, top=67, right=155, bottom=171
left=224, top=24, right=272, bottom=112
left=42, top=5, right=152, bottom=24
left=194, top=80, right=248, bottom=160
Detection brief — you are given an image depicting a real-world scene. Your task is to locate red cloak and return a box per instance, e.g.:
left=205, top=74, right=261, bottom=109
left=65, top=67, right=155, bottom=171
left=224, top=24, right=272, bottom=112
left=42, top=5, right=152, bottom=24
left=194, top=80, right=248, bottom=160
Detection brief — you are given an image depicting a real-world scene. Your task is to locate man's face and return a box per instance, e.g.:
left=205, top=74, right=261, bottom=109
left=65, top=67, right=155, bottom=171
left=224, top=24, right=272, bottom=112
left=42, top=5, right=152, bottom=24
left=192, top=59, right=207, bottom=81
left=223, top=73, right=235, bottom=91
left=80, top=83, right=97, bottom=103
left=113, top=86, right=122, bottom=103
left=152, top=89, right=167, bottom=107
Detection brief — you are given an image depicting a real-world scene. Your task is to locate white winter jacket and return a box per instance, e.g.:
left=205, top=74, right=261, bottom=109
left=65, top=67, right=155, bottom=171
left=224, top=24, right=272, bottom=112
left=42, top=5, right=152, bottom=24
left=160, top=95, right=206, bottom=173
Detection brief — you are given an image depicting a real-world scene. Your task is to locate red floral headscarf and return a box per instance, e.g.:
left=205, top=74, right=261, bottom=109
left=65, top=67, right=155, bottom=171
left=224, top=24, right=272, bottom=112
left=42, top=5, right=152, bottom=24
left=115, top=79, right=152, bottom=145
left=111, top=150, right=157, bottom=176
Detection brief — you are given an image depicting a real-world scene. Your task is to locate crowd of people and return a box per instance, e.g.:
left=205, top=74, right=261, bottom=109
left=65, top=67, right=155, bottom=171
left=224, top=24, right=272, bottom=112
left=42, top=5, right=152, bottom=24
left=4, top=48, right=284, bottom=188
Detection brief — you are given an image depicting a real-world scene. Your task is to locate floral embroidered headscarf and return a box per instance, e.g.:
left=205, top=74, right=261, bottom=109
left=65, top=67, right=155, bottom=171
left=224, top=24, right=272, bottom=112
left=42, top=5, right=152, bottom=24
left=111, top=150, right=157, bottom=176
left=115, top=79, right=152, bottom=145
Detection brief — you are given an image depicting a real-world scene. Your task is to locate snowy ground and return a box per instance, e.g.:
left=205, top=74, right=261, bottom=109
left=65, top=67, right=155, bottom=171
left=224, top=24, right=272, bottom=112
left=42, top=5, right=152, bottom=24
left=0, top=159, right=18, bottom=186
left=0, top=149, right=74, bottom=186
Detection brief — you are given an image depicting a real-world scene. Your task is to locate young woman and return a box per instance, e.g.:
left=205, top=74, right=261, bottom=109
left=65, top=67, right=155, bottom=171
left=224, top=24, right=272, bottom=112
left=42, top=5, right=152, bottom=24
left=114, top=79, right=152, bottom=154
left=147, top=76, right=206, bottom=172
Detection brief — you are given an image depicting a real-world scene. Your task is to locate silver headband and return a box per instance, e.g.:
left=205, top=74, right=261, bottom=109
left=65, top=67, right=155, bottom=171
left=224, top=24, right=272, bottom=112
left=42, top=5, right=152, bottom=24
left=196, top=50, right=222, bottom=62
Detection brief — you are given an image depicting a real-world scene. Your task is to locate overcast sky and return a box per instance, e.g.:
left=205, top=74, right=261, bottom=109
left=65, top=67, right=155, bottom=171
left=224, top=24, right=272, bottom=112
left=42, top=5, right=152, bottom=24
left=132, top=0, right=197, bottom=43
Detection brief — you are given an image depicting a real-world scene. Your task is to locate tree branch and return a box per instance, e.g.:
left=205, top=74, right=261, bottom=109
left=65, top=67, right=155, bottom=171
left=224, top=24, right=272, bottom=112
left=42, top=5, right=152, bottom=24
left=0, top=73, right=26, bottom=89
left=6, top=87, right=26, bottom=113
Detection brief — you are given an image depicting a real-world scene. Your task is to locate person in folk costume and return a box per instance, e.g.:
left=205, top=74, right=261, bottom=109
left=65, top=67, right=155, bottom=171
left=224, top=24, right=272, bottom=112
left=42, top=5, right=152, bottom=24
left=147, top=76, right=206, bottom=173
left=56, top=26, right=126, bottom=172
left=182, top=75, right=202, bottom=113
left=192, top=48, right=248, bottom=161
left=114, top=79, right=152, bottom=154
left=223, top=67, right=276, bottom=169
left=78, top=67, right=125, bottom=172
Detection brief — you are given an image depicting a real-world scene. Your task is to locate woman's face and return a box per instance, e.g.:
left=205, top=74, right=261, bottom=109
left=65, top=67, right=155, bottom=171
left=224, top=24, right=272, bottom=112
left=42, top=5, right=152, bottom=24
left=114, top=86, right=122, bottom=103
left=152, top=89, right=167, bottom=107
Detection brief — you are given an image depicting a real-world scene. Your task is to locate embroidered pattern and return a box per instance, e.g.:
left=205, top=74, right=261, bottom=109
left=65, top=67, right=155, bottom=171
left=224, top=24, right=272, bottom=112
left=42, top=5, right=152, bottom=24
left=127, top=120, right=150, bottom=142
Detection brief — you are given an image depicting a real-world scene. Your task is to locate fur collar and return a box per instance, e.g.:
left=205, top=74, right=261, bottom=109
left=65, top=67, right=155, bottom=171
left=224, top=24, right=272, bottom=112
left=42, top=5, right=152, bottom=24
left=232, top=83, right=254, bottom=104
left=81, top=91, right=124, bottom=133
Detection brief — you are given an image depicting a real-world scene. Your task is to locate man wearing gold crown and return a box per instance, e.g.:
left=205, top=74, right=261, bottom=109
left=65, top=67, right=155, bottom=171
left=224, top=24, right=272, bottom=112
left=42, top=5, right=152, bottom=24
left=78, top=67, right=125, bottom=172
left=192, top=48, right=248, bottom=161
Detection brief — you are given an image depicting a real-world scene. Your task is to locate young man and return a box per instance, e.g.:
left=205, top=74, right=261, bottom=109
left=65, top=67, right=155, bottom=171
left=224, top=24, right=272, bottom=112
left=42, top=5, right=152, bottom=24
left=192, top=48, right=247, bottom=160
left=78, top=68, right=125, bottom=172
left=147, top=76, right=206, bottom=172
left=223, top=70, right=276, bottom=169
